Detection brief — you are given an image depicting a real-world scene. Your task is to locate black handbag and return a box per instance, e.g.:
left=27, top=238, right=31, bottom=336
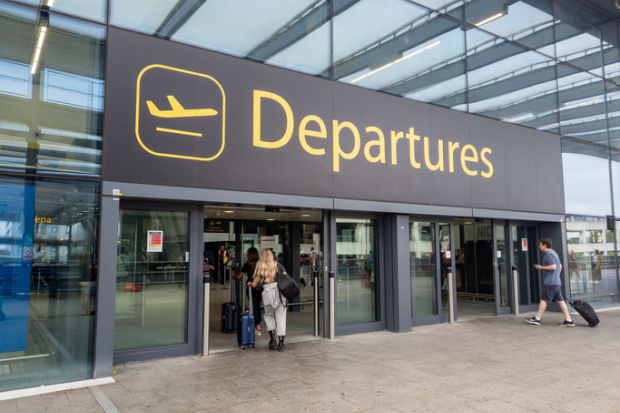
left=277, top=272, right=300, bottom=301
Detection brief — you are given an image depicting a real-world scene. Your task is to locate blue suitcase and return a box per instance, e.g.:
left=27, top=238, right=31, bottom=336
left=237, top=285, right=256, bottom=349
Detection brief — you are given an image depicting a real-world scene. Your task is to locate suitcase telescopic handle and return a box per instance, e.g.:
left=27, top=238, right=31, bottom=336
left=247, top=283, right=253, bottom=315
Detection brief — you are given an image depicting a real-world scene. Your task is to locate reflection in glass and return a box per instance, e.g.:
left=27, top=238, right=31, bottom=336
left=299, top=224, right=321, bottom=303
left=115, top=209, right=189, bottom=351
left=495, top=224, right=509, bottom=307
left=110, top=0, right=330, bottom=76
left=557, top=69, right=607, bottom=142
left=336, top=218, right=377, bottom=325
left=454, top=222, right=495, bottom=317
left=333, top=2, right=467, bottom=109
left=465, top=23, right=559, bottom=129
left=0, top=2, right=105, bottom=176
left=562, top=146, right=612, bottom=216
left=566, top=216, right=619, bottom=310
left=465, top=0, right=554, bottom=48
left=12, top=0, right=106, bottom=22
left=0, top=176, right=99, bottom=392
left=410, top=221, right=437, bottom=318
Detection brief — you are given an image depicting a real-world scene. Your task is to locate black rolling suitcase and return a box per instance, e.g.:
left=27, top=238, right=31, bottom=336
left=221, top=277, right=238, bottom=333
left=569, top=299, right=600, bottom=327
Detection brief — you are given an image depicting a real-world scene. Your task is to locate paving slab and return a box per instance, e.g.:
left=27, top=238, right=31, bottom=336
left=0, top=310, right=619, bottom=412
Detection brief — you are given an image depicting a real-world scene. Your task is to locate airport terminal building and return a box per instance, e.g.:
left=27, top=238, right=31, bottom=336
left=1, top=0, right=620, bottom=395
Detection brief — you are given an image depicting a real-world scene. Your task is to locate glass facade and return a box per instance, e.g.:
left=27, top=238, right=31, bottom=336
left=0, top=176, right=99, bottom=391
left=2, top=0, right=620, bottom=393
left=0, top=0, right=103, bottom=392
left=0, top=1, right=105, bottom=176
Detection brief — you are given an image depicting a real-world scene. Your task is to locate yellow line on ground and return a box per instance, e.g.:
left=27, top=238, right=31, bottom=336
left=155, top=127, right=203, bottom=137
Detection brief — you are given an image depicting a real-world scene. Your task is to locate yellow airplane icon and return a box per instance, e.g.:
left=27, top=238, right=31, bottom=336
left=146, top=95, right=218, bottom=118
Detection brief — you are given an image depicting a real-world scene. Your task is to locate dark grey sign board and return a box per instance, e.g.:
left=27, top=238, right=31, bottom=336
left=103, top=28, right=565, bottom=214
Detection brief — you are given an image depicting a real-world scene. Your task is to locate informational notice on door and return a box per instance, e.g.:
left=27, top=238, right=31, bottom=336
left=147, top=230, right=163, bottom=252
left=521, top=238, right=528, bottom=252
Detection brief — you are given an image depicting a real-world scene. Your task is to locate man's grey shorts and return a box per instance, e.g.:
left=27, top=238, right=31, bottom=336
left=541, top=285, right=564, bottom=302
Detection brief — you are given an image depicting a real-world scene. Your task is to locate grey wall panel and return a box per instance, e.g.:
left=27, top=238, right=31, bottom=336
left=473, top=208, right=564, bottom=222
left=334, top=198, right=472, bottom=217
left=394, top=215, right=413, bottom=332
left=93, top=196, right=120, bottom=378
left=103, top=181, right=334, bottom=210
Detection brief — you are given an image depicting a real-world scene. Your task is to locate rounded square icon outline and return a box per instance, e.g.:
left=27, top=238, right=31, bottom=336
left=135, top=64, right=226, bottom=161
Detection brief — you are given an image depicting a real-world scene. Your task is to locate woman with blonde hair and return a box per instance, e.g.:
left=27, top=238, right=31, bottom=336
left=249, top=248, right=287, bottom=351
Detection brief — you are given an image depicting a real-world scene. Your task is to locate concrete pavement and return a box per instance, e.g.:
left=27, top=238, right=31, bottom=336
left=1, top=309, right=619, bottom=412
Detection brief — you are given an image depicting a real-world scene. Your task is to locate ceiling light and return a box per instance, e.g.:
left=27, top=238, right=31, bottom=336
left=502, top=113, right=535, bottom=123
left=560, top=97, right=604, bottom=111
left=474, top=12, right=504, bottom=27
left=223, top=210, right=235, bottom=214
left=351, top=41, right=440, bottom=83
left=301, top=214, right=311, bottom=217
left=266, top=218, right=276, bottom=222
left=31, top=25, right=48, bottom=75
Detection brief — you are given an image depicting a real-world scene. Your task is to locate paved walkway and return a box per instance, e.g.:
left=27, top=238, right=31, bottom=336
left=2, top=310, right=620, bottom=412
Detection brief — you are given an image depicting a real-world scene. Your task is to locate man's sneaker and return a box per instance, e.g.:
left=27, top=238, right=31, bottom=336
left=558, top=320, right=575, bottom=327
left=525, top=316, right=541, bottom=326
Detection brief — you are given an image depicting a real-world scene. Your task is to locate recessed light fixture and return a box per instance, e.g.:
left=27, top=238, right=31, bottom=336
left=30, top=25, right=48, bottom=75
left=266, top=218, right=276, bottom=222
left=474, top=12, right=504, bottom=27
left=301, top=214, right=311, bottom=217
left=223, top=210, right=234, bottom=214
left=351, top=41, right=440, bottom=83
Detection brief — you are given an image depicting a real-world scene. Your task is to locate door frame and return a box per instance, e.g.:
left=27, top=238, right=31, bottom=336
left=493, top=220, right=513, bottom=315
left=508, top=221, right=540, bottom=314
left=330, top=212, right=386, bottom=335
left=410, top=220, right=453, bottom=326
left=113, top=200, right=204, bottom=364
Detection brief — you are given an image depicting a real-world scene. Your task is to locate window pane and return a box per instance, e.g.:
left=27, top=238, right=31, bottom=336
left=465, top=25, right=559, bottom=130
left=110, top=0, right=330, bottom=77
left=410, top=221, right=437, bottom=318
left=554, top=70, right=607, bottom=143
left=0, top=2, right=105, bottom=176
left=115, top=209, right=190, bottom=351
left=336, top=218, right=378, bottom=325
left=566, top=216, right=618, bottom=310
left=12, top=0, right=105, bottom=22
left=334, top=1, right=467, bottom=110
left=0, top=176, right=99, bottom=392
left=562, top=140, right=612, bottom=216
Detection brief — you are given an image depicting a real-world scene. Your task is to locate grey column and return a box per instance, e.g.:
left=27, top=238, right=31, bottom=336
left=191, top=206, right=205, bottom=354
left=93, top=195, right=120, bottom=378
left=384, top=216, right=395, bottom=331
left=390, top=215, right=412, bottom=332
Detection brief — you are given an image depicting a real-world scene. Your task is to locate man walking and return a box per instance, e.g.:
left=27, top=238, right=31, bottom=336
left=525, top=239, right=575, bottom=327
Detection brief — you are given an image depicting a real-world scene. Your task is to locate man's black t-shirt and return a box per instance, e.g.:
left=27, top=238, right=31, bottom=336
left=243, top=260, right=257, bottom=281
